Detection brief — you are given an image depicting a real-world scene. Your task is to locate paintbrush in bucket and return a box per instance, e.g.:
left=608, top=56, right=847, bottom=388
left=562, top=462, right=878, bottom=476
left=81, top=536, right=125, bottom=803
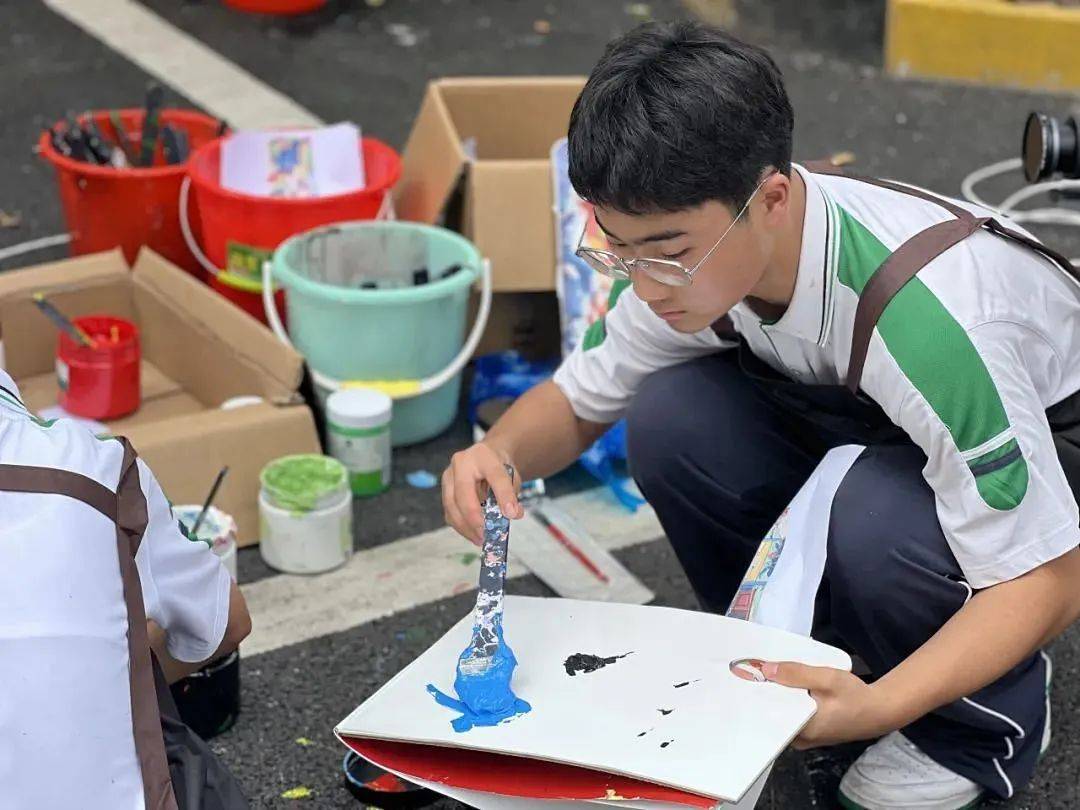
left=191, top=466, right=229, bottom=537
left=31, top=294, right=97, bottom=348
left=453, top=465, right=524, bottom=718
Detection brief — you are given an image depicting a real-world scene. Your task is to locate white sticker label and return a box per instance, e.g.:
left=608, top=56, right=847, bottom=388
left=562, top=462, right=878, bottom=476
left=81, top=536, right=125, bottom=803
left=56, top=358, right=70, bottom=391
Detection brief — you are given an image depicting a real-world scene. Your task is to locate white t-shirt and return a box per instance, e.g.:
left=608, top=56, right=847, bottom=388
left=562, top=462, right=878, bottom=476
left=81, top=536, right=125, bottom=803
left=0, top=370, right=232, bottom=810
left=554, top=163, right=1080, bottom=589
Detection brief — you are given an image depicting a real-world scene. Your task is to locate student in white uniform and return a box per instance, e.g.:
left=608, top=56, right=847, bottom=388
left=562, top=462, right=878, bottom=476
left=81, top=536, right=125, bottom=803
left=0, top=367, right=251, bottom=809
left=441, top=21, right=1080, bottom=810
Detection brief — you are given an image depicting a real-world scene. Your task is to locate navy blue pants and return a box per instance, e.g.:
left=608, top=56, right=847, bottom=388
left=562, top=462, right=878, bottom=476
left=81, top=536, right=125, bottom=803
left=625, top=352, right=1049, bottom=799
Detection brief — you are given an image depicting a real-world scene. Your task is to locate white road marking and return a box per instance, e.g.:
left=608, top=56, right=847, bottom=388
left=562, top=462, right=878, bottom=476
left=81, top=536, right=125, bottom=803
left=240, top=488, right=664, bottom=657
left=43, top=0, right=322, bottom=129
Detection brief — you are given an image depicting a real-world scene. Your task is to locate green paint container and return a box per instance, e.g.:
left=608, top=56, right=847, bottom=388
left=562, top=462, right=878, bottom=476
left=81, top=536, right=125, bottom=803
left=326, top=388, right=392, bottom=496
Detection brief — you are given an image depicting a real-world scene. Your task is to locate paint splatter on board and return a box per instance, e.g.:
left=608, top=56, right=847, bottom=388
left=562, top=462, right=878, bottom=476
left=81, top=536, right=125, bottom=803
left=658, top=708, right=673, bottom=715
left=673, top=679, right=702, bottom=689
left=564, top=651, right=633, bottom=676
left=661, top=740, right=674, bottom=749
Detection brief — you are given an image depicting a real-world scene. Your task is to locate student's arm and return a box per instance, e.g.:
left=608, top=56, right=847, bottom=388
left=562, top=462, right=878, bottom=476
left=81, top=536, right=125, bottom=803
left=148, top=579, right=252, bottom=684
left=764, top=548, right=1080, bottom=748
left=443, top=381, right=608, bottom=544
left=443, top=284, right=727, bottom=544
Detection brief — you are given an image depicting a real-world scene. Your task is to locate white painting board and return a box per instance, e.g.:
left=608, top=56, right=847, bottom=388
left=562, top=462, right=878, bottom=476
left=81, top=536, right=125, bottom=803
left=336, top=596, right=850, bottom=803
left=220, top=122, right=364, bottom=198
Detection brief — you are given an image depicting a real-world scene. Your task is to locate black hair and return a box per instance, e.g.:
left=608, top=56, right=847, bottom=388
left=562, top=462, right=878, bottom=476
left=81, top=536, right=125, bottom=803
left=568, top=21, right=794, bottom=215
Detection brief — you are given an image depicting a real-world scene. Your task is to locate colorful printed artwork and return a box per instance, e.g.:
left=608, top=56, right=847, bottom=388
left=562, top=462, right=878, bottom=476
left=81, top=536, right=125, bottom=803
left=267, top=136, right=315, bottom=198
left=726, top=508, right=790, bottom=623
left=552, top=138, right=618, bottom=358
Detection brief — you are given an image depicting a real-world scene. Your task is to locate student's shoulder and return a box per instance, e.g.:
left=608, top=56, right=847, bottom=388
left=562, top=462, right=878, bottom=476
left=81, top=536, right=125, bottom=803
left=0, top=413, right=125, bottom=489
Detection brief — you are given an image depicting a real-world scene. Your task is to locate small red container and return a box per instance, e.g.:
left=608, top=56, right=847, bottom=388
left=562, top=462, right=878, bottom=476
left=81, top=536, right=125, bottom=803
left=224, top=0, right=327, bottom=14
left=57, top=316, right=141, bottom=421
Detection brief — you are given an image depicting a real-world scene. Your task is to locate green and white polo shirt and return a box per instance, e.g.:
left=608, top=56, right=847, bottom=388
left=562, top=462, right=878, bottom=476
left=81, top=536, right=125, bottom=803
left=553, top=163, right=1080, bottom=588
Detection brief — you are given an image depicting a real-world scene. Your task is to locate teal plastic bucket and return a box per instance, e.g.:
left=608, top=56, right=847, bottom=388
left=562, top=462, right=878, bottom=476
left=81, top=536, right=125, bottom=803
left=270, top=222, right=481, bottom=446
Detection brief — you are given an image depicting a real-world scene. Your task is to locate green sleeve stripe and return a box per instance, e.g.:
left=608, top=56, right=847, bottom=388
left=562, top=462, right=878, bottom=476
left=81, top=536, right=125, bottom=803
left=835, top=206, right=1026, bottom=510
left=582, top=278, right=632, bottom=352
left=968, top=438, right=1022, bottom=476
left=971, top=440, right=1029, bottom=510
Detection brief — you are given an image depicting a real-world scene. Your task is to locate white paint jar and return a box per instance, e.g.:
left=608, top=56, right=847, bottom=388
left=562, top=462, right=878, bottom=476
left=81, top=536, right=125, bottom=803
left=174, top=504, right=238, bottom=580
left=326, top=388, right=392, bottom=497
left=258, top=455, right=353, bottom=574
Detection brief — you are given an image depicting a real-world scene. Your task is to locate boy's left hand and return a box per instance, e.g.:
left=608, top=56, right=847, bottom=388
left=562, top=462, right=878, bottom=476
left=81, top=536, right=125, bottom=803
left=760, top=661, right=895, bottom=749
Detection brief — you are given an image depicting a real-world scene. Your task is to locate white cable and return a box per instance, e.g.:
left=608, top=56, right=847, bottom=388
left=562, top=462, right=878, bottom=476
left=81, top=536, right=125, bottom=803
left=0, top=233, right=72, bottom=264
left=179, top=175, right=222, bottom=278
left=960, top=159, right=1080, bottom=265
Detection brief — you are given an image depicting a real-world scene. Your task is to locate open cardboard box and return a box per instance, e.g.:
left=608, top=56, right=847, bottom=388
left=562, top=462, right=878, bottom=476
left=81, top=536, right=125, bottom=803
left=396, top=77, right=586, bottom=357
left=0, top=248, right=321, bottom=546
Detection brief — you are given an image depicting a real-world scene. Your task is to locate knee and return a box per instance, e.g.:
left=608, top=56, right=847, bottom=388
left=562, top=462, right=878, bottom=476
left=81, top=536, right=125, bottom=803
left=625, top=362, right=703, bottom=492
left=827, top=448, right=931, bottom=602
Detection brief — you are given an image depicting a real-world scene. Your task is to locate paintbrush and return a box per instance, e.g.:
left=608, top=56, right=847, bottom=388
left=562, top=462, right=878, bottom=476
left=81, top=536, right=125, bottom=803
left=32, top=294, right=97, bottom=348
left=531, top=505, right=610, bottom=584
left=191, top=466, right=229, bottom=537
left=457, top=465, right=515, bottom=680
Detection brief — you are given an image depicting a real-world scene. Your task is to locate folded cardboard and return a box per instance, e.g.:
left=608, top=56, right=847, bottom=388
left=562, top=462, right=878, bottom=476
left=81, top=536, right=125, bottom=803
left=0, top=248, right=321, bottom=546
left=396, top=77, right=587, bottom=357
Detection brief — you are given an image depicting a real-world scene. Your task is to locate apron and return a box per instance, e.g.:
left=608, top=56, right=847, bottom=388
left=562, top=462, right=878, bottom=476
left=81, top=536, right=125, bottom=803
left=0, top=433, right=248, bottom=810
left=715, top=162, right=1080, bottom=480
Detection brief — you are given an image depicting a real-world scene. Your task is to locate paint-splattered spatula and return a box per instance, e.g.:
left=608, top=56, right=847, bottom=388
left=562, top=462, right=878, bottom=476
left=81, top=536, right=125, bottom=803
left=452, top=466, right=527, bottom=720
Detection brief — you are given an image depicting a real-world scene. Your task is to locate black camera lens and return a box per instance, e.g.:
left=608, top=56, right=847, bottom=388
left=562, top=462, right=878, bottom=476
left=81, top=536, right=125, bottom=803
left=1023, top=112, right=1080, bottom=183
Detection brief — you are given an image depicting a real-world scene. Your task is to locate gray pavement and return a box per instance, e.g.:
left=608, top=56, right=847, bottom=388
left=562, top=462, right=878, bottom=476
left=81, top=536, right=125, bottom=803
left=3, top=1, right=1080, bottom=807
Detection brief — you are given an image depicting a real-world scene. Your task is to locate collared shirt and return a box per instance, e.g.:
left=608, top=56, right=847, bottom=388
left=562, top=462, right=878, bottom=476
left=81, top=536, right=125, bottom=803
left=0, top=369, right=232, bottom=808
left=554, top=164, right=1080, bottom=589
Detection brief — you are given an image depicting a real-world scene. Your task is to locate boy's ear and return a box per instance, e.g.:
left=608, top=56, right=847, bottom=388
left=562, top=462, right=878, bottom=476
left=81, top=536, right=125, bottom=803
left=760, top=173, right=792, bottom=224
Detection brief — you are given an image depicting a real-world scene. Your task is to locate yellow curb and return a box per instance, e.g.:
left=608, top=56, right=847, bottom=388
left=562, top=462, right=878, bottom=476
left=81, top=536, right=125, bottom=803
left=886, top=0, right=1080, bottom=92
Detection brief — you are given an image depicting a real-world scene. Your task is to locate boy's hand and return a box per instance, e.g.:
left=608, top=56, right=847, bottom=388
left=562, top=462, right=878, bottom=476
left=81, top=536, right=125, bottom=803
left=760, top=661, right=893, bottom=749
left=443, top=443, right=524, bottom=546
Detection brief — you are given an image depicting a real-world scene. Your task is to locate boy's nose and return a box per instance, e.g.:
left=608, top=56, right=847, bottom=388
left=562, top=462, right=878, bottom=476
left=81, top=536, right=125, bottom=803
left=631, top=270, right=668, bottom=303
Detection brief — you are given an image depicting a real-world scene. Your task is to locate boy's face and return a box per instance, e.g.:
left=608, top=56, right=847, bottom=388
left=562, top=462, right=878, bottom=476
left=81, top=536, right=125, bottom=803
left=591, top=175, right=789, bottom=334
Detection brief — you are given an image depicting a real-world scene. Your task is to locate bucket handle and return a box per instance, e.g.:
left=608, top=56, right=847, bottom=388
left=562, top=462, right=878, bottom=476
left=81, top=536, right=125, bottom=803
left=178, top=176, right=396, bottom=279
left=260, top=255, right=492, bottom=402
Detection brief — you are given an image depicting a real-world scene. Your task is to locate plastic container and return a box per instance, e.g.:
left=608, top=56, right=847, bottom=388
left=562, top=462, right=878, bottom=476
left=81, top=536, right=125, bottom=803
left=187, top=136, right=401, bottom=325
left=270, top=222, right=480, bottom=445
left=173, top=504, right=238, bottom=580
left=259, top=455, right=352, bottom=574
left=170, top=650, right=240, bottom=739
left=326, top=388, right=392, bottom=496
left=57, top=316, right=141, bottom=420
left=38, top=109, right=221, bottom=278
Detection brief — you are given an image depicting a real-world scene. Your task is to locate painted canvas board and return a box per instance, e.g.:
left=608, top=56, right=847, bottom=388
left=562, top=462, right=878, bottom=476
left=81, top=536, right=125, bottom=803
left=220, top=122, right=364, bottom=199
left=336, top=596, right=850, bottom=803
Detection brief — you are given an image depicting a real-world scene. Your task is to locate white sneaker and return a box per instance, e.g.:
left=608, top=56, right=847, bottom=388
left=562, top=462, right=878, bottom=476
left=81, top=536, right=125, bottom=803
left=838, top=732, right=983, bottom=810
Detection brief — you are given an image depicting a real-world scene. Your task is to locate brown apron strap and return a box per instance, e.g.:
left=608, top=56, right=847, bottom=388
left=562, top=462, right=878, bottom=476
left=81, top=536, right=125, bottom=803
left=806, top=161, right=1080, bottom=393
left=114, top=439, right=179, bottom=810
left=0, top=439, right=178, bottom=810
left=846, top=216, right=989, bottom=392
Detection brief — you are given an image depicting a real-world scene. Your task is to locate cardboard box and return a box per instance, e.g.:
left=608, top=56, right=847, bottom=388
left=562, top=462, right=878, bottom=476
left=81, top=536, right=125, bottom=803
left=395, top=76, right=586, bottom=293
left=0, top=248, right=321, bottom=546
left=395, top=77, right=586, bottom=358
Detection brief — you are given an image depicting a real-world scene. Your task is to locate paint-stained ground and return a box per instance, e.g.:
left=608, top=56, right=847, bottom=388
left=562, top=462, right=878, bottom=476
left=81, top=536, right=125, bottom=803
left=4, top=1, right=1080, bottom=807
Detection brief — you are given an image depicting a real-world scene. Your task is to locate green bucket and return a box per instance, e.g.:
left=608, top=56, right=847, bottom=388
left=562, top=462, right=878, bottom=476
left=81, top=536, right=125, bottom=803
left=270, top=222, right=481, bottom=446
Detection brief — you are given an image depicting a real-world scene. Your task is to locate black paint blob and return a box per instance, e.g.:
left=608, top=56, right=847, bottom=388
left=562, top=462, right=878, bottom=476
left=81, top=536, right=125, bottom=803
left=658, top=708, right=673, bottom=716
left=661, top=740, right=674, bottom=749
left=563, top=651, right=633, bottom=677
left=673, top=679, right=701, bottom=689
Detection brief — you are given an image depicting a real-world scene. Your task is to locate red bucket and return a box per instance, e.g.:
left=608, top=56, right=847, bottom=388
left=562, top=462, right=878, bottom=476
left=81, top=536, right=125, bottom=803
left=39, top=109, right=221, bottom=279
left=57, top=316, right=141, bottom=421
left=187, top=135, right=401, bottom=325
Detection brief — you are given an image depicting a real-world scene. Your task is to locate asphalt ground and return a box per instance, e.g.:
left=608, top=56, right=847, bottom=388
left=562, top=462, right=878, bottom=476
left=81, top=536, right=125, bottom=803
left=3, top=1, right=1080, bottom=808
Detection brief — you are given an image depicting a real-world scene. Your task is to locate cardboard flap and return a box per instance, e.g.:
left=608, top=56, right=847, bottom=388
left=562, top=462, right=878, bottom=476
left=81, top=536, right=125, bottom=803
left=395, top=82, right=469, bottom=224
left=131, top=248, right=304, bottom=403
left=0, top=250, right=134, bottom=378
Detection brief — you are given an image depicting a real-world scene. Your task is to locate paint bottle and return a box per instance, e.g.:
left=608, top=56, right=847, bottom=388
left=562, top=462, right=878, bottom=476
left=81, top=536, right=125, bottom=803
left=326, top=388, right=392, bottom=496
left=259, top=454, right=353, bottom=574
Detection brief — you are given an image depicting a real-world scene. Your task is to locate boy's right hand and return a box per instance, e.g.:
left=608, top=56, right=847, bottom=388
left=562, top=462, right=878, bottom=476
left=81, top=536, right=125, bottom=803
left=443, top=443, right=524, bottom=545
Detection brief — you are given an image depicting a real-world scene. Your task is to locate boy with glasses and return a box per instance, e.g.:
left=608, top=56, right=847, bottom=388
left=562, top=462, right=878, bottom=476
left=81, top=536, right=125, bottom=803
left=442, top=20, right=1080, bottom=809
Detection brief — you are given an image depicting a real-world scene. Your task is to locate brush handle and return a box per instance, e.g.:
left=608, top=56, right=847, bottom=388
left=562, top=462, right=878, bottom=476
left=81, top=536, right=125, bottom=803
left=460, top=466, right=514, bottom=673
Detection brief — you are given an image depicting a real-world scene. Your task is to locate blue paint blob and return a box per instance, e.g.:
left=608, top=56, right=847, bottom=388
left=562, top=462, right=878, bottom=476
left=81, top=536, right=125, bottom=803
left=427, top=628, right=531, bottom=732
